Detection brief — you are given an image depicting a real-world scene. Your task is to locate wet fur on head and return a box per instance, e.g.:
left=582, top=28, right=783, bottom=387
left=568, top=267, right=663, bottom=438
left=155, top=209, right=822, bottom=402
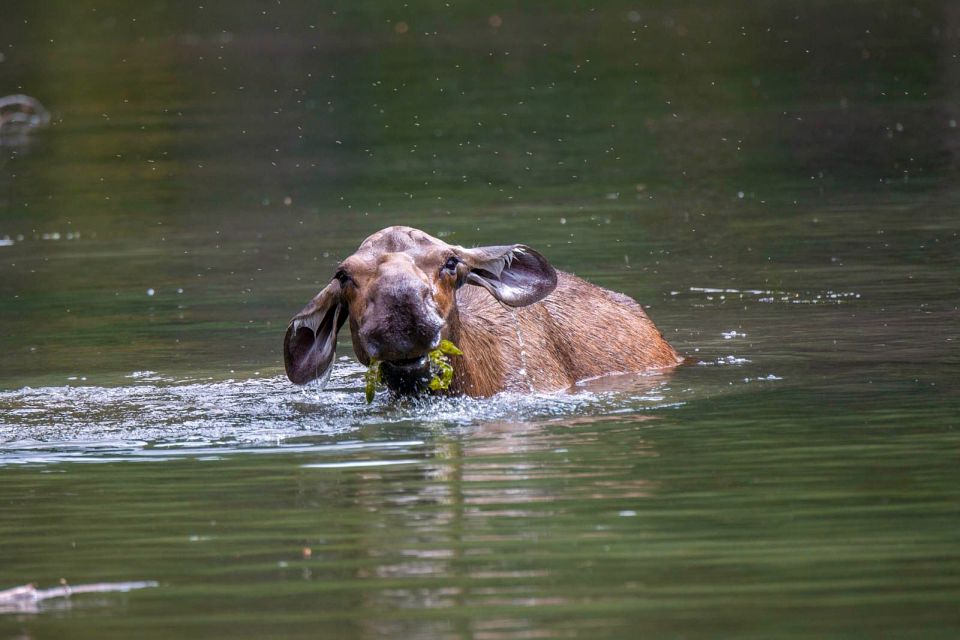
left=283, top=226, right=557, bottom=392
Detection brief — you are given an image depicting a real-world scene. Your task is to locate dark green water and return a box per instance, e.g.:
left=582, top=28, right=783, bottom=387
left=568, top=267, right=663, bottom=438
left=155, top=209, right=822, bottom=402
left=1, top=2, right=958, bottom=638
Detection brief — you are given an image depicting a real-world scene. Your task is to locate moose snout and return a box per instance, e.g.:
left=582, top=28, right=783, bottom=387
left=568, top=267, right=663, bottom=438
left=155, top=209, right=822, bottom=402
left=359, top=287, right=442, bottom=362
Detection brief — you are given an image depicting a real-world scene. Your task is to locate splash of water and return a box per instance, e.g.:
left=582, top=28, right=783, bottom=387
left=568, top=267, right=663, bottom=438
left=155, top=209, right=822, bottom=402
left=0, top=362, right=686, bottom=466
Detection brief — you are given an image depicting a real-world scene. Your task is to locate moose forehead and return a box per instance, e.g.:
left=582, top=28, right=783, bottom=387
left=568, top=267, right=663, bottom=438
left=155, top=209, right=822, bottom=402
left=359, top=226, right=445, bottom=254
left=345, top=226, right=451, bottom=272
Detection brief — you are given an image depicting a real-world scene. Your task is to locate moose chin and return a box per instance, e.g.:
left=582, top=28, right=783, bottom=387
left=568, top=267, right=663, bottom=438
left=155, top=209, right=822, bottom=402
left=283, top=226, right=682, bottom=398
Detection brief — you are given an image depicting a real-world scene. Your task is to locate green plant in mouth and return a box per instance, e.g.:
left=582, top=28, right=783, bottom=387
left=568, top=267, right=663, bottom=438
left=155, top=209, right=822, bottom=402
left=364, top=359, right=382, bottom=404
left=428, top=339, right=463, bottom=391
left=364, top=339, right=463, bottom=403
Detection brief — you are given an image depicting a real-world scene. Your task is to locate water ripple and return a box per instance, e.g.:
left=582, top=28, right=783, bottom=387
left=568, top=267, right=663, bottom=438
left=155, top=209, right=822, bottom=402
left=0, top=364, right=681, bottom=466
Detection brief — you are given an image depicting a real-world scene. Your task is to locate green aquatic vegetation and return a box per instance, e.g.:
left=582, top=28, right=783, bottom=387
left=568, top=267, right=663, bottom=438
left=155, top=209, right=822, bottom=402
left=364, top=340, right=463, bottom=403
left=428, top=339, right=463, bottom=391
left=364, top=359, right=382, bottom=404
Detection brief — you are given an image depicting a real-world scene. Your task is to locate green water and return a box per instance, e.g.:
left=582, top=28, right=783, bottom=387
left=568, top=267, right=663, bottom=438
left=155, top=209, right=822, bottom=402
left=1, top=1, right=958, bottom=638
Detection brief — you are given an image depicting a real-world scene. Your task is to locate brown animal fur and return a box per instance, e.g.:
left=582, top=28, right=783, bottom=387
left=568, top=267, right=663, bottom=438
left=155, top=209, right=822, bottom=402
left=283, top=226, right=681, bottom=397
left=449, top=272, right=680, bottom=396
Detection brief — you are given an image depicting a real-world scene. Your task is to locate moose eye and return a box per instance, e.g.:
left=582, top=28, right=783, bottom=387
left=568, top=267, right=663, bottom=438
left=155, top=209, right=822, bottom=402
left=334, top=269, right=352, bottom=286
left=442, top=256, right=460, bottom=274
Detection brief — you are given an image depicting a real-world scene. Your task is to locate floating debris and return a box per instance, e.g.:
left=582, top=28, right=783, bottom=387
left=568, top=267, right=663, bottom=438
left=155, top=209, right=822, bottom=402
left=0, top=580, right=157, bottom=614
left=0, top=95, right=50, bottom=145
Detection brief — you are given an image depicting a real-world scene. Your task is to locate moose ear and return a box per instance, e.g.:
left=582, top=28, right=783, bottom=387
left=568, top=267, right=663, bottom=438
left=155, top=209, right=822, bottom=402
left=283, top=280, right=348, bottom=386
left=457, top=244, right=558, bottom=307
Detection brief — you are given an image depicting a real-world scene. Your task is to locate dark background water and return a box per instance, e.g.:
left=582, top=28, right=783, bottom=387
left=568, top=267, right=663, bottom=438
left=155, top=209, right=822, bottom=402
left=1, top=2, right=958, bottom=638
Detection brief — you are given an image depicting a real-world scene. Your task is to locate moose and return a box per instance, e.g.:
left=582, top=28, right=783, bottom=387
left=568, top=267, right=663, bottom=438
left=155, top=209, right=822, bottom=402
left=284, top=226, right=681, bottom=397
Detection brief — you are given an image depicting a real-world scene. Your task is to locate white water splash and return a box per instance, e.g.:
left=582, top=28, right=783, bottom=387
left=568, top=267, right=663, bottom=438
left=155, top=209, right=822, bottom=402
left=0, top=364, right=680, bottom=467
left=686, top=286, right=860, bottom=304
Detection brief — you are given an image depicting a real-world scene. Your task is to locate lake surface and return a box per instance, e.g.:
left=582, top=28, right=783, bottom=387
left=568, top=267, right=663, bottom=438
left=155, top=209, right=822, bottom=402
left=1, top=2, right=958, bottom=638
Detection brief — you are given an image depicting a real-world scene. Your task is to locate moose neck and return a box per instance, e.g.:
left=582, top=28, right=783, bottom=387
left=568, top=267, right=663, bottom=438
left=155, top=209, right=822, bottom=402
left=448, top=288, right=509, bottom=397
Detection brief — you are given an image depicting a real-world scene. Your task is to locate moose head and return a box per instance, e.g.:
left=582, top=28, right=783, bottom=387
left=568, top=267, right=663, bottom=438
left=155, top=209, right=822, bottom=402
left=283, top=226, right=557, bottom=394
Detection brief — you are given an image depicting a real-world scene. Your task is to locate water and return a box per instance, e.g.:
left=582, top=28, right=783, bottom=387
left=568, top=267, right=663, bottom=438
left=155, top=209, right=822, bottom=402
left=1, top=2, right=959, bottom=638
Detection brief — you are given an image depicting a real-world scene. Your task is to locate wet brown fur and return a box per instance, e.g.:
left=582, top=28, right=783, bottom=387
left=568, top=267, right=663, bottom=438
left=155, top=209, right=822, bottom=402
left=448, top=272, right=681, bottom=396
left=287, top=226, right=681, bottom=397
